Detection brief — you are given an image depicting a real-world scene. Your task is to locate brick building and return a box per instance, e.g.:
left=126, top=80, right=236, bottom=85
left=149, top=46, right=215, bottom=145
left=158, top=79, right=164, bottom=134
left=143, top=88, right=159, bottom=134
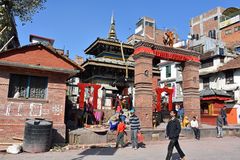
left=190, top=7, right=225, bottom=42
left=189, top=6, right=240, bottom=125
left=189, top=7, right=225, bottom=54
left=0, top=40, right=83, bottom=143
left=219, top=7, right=240, bottom=51
left=127, top=16, right=178, bottom=46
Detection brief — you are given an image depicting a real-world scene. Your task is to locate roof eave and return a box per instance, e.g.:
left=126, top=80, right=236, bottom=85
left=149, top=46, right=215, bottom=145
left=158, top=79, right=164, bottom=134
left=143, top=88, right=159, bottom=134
left=0, top=60, right=80, bottom=75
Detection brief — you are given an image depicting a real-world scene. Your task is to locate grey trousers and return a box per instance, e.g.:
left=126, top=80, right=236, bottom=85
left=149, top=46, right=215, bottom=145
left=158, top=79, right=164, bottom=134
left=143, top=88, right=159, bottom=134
left=217, top=126, right=223, bottom=137
left=131, top=130, right=138, bottom=148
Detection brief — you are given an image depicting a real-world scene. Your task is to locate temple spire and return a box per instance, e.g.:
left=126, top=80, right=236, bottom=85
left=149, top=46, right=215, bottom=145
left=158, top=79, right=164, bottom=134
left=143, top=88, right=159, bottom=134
left=108, top=12, right=118, bottom=40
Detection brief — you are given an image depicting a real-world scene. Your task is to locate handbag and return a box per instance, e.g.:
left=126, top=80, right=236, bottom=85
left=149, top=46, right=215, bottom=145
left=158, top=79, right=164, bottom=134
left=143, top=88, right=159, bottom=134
left=137, top=132, right=144, bottom=143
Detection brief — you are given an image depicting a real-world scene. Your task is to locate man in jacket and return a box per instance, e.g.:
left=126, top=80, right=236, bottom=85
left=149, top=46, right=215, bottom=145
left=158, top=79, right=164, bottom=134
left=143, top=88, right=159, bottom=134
left=220, top=106, right=228, bottom=126
left=166, top=110, right=186, bottom=160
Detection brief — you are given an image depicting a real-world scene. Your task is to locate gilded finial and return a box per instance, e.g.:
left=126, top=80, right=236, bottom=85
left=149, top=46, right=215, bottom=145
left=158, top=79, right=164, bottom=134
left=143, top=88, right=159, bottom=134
left=108, top=12, right=118, bottom=40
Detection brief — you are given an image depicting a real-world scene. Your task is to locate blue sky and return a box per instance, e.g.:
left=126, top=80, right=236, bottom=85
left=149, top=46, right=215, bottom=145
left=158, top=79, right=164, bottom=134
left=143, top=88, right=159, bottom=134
left=16, top=0, right=240, bottom=60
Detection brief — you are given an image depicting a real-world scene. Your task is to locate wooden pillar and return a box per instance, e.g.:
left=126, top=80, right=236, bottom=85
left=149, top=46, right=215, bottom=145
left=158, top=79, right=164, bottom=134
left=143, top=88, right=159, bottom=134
left=182, top=61, right=201, bottom=121
left=133, top=52, right=154, bottom=128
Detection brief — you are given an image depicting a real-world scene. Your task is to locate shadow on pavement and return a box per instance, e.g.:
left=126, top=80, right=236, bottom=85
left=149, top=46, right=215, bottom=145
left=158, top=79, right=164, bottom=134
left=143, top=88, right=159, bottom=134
left=138, top=142, right=146, bottom=148
left=71, top=147, right=117, bottom=160
left=172, top=152, right=181, bottom=160
left=71, top=142, right=145, bottom=160
left=79, top=147, right=117, bottom=156
left=71, top=155, right=86, bottom=160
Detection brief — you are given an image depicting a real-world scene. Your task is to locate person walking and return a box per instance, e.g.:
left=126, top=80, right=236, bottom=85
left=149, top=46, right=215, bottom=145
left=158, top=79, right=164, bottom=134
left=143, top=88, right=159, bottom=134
left=115, top=118, right=126, bottom=148
left=166, top=110, right=186, bottom=160
left=217, top=114, right=224, bottom=138
left=129, top=109, right=140, bottom=150
left=220, top=106, right=228, bottom=126
left=178, top=106, right=184, bottom=123
left=190, top=116, right=200, bottom=140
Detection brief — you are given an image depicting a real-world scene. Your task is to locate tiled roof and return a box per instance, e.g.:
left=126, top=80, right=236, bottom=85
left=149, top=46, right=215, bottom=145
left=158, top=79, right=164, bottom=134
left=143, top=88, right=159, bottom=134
left=200, top=88, right=231, bottom=97
left=81, top=57, right=160, bottom=74
left=0, top=43, right=84, bottom=71
left=84, top=57, right=135, bottom=66
left=218, top=55, right=240, bottom=71
left=84, top=38, right=133, bottom=54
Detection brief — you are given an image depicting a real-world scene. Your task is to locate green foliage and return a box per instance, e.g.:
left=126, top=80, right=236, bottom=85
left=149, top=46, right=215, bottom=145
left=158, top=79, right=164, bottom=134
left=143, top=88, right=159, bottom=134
left=1, top=0, right=47, bottom=22
left=0, top=0, right=46, bottom=50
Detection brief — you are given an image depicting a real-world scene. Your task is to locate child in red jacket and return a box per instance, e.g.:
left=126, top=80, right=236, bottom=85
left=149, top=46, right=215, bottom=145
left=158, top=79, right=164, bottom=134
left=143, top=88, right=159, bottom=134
left=116, top=118, right=126, bottom=148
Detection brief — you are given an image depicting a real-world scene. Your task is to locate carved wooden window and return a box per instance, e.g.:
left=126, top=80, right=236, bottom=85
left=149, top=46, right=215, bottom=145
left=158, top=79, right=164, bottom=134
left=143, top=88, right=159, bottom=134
left=8, top=74, right=48, bottom=99
left=201, top=59, right=213, bottom=68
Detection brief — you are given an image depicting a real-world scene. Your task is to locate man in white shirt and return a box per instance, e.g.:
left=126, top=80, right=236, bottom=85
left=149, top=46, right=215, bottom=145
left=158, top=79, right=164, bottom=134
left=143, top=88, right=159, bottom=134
left=190, top=116, right=200, bottom=140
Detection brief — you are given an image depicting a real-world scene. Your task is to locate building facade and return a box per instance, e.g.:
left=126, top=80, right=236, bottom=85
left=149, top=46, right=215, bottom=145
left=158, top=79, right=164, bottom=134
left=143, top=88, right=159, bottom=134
left=189, top=7, right=240, bottom=124
left=219, top=7, right=240, bottom=51
left=127, top=16, right=178, bottom=46
left=158, top=60, right=183, bottom=105
left=0, top=40, right=83, bottom=143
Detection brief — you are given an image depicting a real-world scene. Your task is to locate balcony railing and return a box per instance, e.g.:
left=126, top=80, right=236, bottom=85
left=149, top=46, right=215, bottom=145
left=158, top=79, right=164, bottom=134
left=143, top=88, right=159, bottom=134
left=219, top=15, right=240, bottom=29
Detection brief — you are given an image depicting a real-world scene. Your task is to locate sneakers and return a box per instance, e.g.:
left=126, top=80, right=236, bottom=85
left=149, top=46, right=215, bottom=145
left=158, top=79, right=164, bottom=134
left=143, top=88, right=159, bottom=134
left=132, top=146, right=138, bottom=150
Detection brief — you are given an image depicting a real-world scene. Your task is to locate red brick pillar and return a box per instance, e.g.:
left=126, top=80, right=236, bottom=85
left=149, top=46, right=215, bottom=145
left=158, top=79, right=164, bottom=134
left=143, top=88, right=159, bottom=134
left=133, top=53, right=154, bottom=128
left=182, top=61, right=201, bottom=121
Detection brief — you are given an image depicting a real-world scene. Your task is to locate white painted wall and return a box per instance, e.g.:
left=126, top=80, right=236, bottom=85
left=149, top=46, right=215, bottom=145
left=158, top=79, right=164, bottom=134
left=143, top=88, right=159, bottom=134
left=160, top=63, right=177, bottom=81
left=200, top=68, right=240, bottom=101
left=159, top=62, right=183, bottom=101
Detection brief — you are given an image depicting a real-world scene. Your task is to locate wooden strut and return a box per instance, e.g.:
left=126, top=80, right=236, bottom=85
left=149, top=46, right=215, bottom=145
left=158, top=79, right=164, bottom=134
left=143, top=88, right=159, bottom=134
left=120, top=42, right=128, bottom=79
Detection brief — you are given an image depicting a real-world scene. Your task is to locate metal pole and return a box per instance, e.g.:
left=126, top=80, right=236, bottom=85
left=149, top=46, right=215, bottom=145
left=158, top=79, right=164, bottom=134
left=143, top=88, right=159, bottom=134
left=0, top=36, right=14, bottom=52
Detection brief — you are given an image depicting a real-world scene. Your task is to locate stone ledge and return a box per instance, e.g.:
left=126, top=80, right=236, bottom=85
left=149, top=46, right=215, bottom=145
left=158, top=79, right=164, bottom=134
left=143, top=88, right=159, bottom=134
left=68, top=126, right=240, bottom=145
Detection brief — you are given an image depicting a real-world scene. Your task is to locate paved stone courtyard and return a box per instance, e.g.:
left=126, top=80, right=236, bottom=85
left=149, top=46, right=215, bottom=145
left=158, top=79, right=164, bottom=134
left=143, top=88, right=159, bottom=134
left=1, top=137, right=240, bottom=160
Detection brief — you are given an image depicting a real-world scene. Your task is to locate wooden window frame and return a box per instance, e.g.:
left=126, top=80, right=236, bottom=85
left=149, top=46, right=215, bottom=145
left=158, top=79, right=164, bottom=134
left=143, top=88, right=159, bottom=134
left=225, top=71, right=234, bottom=84
left=8, top=74, right=48, bottom=99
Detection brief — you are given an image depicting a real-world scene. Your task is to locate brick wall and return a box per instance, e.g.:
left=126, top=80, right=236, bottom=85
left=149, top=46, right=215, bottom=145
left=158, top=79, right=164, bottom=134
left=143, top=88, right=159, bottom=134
left=155, top=30, right=164, bottom=45
left=0, top=66, right=68, bottom=143
left=191, top=7, right=223, bottom=39
left=182, top=61, right=200, bottom=121
left=152, top=75, right=159, bottom=111
left=221, top=22, right=240, bottom=49
left=134, top=53, right=154, bottom=128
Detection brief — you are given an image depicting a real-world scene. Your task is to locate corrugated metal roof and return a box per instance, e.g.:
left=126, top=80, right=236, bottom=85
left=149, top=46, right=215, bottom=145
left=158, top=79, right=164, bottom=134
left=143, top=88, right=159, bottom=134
left=200, top=88, right=231, bottom=97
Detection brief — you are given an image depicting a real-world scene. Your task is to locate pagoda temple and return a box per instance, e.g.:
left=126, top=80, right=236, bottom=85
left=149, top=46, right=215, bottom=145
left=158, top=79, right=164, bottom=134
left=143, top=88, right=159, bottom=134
left=80, top=14, right=160, bottom=110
